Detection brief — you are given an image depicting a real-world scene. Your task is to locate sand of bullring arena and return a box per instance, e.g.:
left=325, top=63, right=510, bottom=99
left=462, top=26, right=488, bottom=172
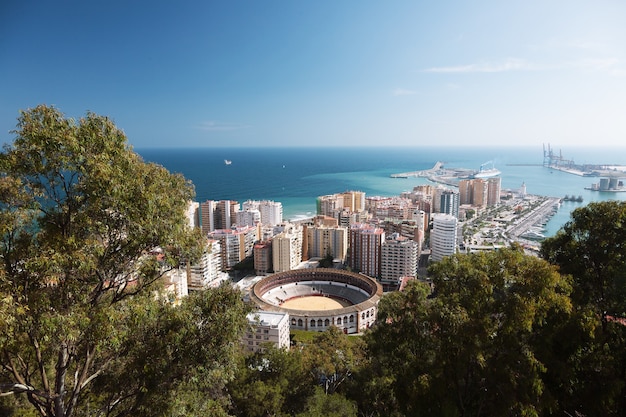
left=280, top=296, right=353, bottom=311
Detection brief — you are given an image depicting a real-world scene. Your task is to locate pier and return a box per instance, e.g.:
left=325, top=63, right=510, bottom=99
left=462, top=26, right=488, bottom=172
left=543, top=143, right=626, bottom=177
left=390, top=162, right=444, bottom=178
left=391, top=162, right=476, bottom=186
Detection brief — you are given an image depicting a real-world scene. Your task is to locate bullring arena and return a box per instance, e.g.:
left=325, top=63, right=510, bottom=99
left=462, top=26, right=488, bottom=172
left=249, top=268, right=383, bottom=334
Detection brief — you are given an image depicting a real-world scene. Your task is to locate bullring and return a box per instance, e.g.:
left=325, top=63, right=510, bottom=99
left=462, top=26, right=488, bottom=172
left=249, top=268, right=383, bottom=334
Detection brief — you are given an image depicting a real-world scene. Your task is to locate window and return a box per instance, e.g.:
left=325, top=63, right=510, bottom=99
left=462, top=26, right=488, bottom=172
left=325, top=319, right=330, bottom=326
left=311, top=320, right=316, bottom=327
left=337, top=317, right=342, bottom=325
left=349, top=315, right=354, bottom=323
left=298, top=319, right=303, bottom=327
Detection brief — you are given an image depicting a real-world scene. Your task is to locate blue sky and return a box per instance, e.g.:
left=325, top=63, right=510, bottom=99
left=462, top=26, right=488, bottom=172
left=1, top=1, right=625, bottom=148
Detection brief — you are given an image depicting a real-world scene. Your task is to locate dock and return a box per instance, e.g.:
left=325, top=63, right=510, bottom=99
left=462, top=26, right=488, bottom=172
left=391, top=161, right=482, bottom=186
left=390, top=162, right=444, bottom=178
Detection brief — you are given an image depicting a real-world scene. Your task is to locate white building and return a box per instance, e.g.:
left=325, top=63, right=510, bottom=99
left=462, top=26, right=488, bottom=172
left=243, top=200, right=283, bottom=225
left=430, top=213, right=458, bottom=262
left=208, top=226, right=258, bottom=270
left=236, top=208, right=261, bottom=227
left=244, top=311, right=291, bottom=352
left=186, top=201, right=200, bottom=229
left=380, top=234, right=419, bottom=285
left=186, top=239, right=223, bottom=290
left=272, top=223, right=303, bottom=273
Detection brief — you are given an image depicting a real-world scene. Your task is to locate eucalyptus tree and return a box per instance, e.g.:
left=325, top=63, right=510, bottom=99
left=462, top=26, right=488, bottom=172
left=0, top=105, right=225, bottom=417
left=541, top=200, right=626, bottom=321
left=363, top=248, right=572, bottom=416
left=541, top=201, right=626, bottom=416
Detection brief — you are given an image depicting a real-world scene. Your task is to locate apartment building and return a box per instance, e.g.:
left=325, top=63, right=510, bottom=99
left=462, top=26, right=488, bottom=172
left=186, top=239, right=223, bottom=290
left=208, top=225, right=257, bottom=270
left=244, top=311, right=290, bottom=353
left=306, top=224, right=348, bottom=262
left=200, top=200, right=239, bottom=235
left=380, top=234, right=419, bottom=285
left=349, top=223, right=385, bottom=278
left=272, top=223, right=303, bottom=272
left=430, top=213, right=458, bottom=262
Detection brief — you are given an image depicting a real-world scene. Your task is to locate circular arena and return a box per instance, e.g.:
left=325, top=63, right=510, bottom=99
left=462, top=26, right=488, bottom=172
left=250, top=268, right=383, bottom=334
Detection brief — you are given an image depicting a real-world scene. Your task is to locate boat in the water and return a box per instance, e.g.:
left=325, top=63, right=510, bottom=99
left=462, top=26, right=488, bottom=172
left=224, top=159, right=232, bottom=165
left=471, top=161, right=501, bottom=179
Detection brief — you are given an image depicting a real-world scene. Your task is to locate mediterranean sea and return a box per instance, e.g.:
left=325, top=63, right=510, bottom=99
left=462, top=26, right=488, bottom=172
left=137, top=146, right=626, bottom=238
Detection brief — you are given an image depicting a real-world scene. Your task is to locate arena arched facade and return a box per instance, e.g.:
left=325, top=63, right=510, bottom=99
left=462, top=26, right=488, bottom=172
left=249, top=268, right=383, bottom=334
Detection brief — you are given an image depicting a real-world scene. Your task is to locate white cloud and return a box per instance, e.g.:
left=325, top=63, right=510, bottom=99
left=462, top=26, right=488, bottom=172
left=424, top=58, right=535, bottom=73
left=196, top=121, right=250, bottom=131
left=393, top=88, right=417, bottom=96
left=574, top=57, right=620, bottom=71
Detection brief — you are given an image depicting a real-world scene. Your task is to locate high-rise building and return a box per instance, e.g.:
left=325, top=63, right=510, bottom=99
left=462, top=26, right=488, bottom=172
left=317, top=194, right=343, bottom=217
left=306, top=225, right=348, bottom=262
left=243, top=200, right=283, bottom=225
left=458, top=178, right=500, bottom=208
left=458, top=180, right=472, bottom=205
left=317, top=191, right=366, bottom=224
left=200, top=200, right=239, bottom=235
left=439, top=189, right=460, bottom=217
left=412, top=209, right=426, bottom=255
left=186, top=201, right=200, bottom=229
left=272, top=224, right=303, bottom=272
left=186, top=239, right=223, bottom=290
left=380, top=234, right=419, bottom=285
left=341, top=191, right=366, bottom=212
left=236, top=208, right=261, bottom=227
left=253, top=240, right=273, bottom=275
left=208, top=225, right=257, bottom=270
left=430, top=214, right=458, bottom=262
left=487, top=177, right=501, bottom=206
left=349, top=223, right=384, bottom=278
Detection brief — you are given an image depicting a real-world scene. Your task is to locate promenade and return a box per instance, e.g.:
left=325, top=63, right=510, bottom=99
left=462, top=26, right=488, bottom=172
left=506, top=197, right=561, bottom=240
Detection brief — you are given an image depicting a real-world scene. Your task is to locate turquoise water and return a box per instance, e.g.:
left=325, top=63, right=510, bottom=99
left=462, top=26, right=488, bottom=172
left=137, top=146, right=626, bottom=237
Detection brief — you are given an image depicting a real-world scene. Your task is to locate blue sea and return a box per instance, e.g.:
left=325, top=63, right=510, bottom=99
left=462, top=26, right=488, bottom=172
left=137, top=146, right=626, bottom=238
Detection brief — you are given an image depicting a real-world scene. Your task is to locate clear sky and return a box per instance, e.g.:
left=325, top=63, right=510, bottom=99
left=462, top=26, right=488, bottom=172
left=1, top=1, right=625, bottom=148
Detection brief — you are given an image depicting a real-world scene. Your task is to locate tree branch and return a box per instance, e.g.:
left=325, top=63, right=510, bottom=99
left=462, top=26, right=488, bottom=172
left=29, top=334, right=51, bottom=395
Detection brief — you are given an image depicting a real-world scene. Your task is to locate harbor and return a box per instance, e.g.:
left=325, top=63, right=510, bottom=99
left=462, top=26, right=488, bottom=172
left=391, top=161, right=500, bottom=186
left=543, top=143, right=626, bottom=177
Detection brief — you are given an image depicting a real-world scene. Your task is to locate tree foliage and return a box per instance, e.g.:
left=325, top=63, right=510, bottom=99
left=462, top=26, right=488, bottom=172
left=541, top=200, right=626, bottom=318
left=0, top=105, right=215, bottom=416
left=541, top=201, right=626, bottom=416
left=229, top=346, right=311, bottom=417
left=363, top=248, right=572, bottom=416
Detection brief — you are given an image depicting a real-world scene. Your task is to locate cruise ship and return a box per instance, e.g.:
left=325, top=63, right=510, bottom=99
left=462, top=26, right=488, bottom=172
left=471, top=161, right=501, bottom=179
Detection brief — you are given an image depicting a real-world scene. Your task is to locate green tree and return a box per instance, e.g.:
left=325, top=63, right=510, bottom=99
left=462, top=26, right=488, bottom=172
left=229, top=346, right=311, bottom=417
left=91, top=285, right=251, bottom=417
left=541, top=201, right=626, bottom=320
left=296, top=386, right=357, bottom=417
left=541, top=201, right=626, bottom=416
left=318, top=250, right=334, bottom=268
left=0, top=105, right=209, bottom=416
left=300, top=326, right=367, bottom=395
left=363, top=248, right=572, bottom=416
